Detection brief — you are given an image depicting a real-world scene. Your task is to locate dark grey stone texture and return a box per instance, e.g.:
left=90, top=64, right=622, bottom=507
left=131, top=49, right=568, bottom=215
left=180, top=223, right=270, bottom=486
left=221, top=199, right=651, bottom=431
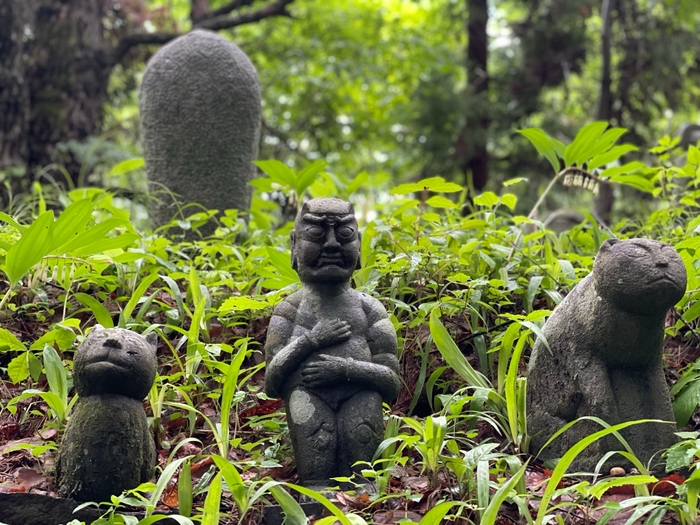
left=56, top=326, right=158, bottom=502
left=527, top=238, right=687, bottom=473
left=264, top=198, right=401, bottom=489
left=140, top=29, right=261, bottom=230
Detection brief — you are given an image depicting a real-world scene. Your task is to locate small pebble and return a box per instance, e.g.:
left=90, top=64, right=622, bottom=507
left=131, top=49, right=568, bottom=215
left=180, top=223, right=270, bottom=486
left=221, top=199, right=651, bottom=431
left=610, top=467, right=626, bottom=476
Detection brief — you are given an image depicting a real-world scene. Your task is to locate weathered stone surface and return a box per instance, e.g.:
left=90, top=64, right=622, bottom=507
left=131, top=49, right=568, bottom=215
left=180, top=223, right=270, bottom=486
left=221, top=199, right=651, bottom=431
left=264, top=198, right=401, bottom=488
left=527, top=238, right=687, bottom=472
left=0, top=493, right=181, bottom=525
left=140, top=29, right=261, bottom=231
left=57, top=326, right=158, bottom=501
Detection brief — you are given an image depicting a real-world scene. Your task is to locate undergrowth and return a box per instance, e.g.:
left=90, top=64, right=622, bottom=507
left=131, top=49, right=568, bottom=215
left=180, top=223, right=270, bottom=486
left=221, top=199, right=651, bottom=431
left=0, top=123, right=700, bottom=524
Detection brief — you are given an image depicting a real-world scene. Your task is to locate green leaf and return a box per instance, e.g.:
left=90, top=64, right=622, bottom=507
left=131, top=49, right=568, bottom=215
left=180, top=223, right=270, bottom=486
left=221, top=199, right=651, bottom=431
left=426, top=195, right=458, bottom=209
left=73, top=293, right=115, bottom=328
left=54, top=218, right=128, bottom=255
left=119, top=273, right=161, bottom=327
left=0, top=212, right=26, bottom=233
left=202, top=472, right=222, bottom=525
left=0, top=328, right=26, bottom=352
left=429, top=311, right=491, bottom=390
left=210, top=455, right=247, bottom=513
left=43, top=345, right=67, bottom=407
left=606, top=174, right=654, bottom=193
left=501, top=193, right=517, bottom=211
left=390, top=176, right=462, bottom=195
left=8, top=352, right=30, bottom=383
left=418, top=501, right=467, bottom=525
left=473, top=191, right=499, bottom=208
left=177, top=458, right=193, bottom=518
left=218, top=296, right=270, bottom=314
left=296, top=160, right=327, bottom=196
left=673, top=381, right=700, bottom=427
left=269, top=485, right=307, bottom=525
left=583, top=127, right=627, bottom=161
left=48, top=199, right=94, bottom=253
left=588, top=145, right=638, bottom=170
left=4, top=211, right=54, bottom=287
left=481, top=461, right=528, bottom=523
left=109, top=158, right=145, bottom=176
left=588, top=475, right=657, bottom=500
left=254, top=160, right=296, bottom=189
left=518, top=128, right=561, bottom=174
left=30, top=328, right=76, bottom=351
left=599, top=161, right=645, bottom=179
left=564, top=121, right=608, bottom=166
left=220, top=344, right=247, bottom=458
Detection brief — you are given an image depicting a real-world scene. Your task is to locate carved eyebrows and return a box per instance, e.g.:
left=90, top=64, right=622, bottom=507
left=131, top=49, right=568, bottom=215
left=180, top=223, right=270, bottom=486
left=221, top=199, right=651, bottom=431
left=302, top=213, right=355, bottom=225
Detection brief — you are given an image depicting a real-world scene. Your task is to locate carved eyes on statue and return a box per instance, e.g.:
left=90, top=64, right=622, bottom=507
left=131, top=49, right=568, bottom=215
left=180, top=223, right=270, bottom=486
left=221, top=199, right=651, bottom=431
left=305, top=225, right=325, bottom=240
left=336, top=226, right=356, bottom=241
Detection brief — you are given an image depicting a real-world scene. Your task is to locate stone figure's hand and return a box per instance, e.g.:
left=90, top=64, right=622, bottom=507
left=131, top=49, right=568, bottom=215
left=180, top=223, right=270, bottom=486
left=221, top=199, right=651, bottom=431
left=308, top=318, right=352, bottom=348
left=301, top=354, right=349, bottom=387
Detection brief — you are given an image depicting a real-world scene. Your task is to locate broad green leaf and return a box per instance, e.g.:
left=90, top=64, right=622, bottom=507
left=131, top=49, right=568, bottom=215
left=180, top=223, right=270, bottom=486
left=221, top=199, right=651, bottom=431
left=473, top=191, right=499, bottom=208
left=220, top=344, right=247, bottom=458
left=0, top=212, right=26, bottom=233
left=518, top=128, right=560, bottom=174
left=269, top=485, right=306, bottom=525
left=30, top=328, right=76, bottom=351
left=119, top=273, right=161, bottom=327
left=210, top=455, right=247, bottom=512
left=295, top=159, right=327, bottom=196
left=588, top=475, right=657, bottom=500
left=564, top=121, right=608, bottom=166
left=109, top=158, right=145, bottom=176
left=672, top=380, right=700, bottom=426
left=73, top=293, right=115, bottom=328
left=48, top=199, right=93, bottom=253
left=501, top=193, right=517, bottom=211
left=178, top=458, right=193, bottom=518
left=254, top=160, right=296, bottom=188
left=599, top=161, right=645, bottom=179
left=8, top=352, right=30, bottom=383
left=0, top=328, right=26, bottom=352
left=148, top=456, right=193, bottom=511
left=70, top=233, right=140, bottom=257
left=391, top=176, right=461, bottom=195
left=588, top=145, right=638, bottom=170
left=43, top=345, right=67, bottom=406
left=4, top=211, right=54, bottom=287
left=607, top=174, right=654, bottom=193
left=426, top=195, right=458, bottom=209
left=419, top=501, right=466, bottom=525
left=218, top=296, right=270, bottom=314
left=54, top=218, right=127, bottom=255
left=582, top=127, right=627, bottom=161
left=347, top=171, right=369, bottom=195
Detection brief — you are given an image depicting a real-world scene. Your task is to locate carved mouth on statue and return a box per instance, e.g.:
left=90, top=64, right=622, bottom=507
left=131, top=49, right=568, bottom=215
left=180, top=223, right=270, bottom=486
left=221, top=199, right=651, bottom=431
left=315, top=256, right=345, bottom=267
left=646, top=275, right=676, bottom=285
left=85, top=360, right=129, bottom=372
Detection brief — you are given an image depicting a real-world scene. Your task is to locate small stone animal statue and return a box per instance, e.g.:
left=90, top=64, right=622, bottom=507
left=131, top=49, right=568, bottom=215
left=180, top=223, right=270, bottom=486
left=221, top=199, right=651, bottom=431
left=264, top=198, right=401, bottom=489
left=140, top=29, right=261, bottom=233
left=527, top=238, right=687, bottom=472
left=57, top=326, right=158, bottom=501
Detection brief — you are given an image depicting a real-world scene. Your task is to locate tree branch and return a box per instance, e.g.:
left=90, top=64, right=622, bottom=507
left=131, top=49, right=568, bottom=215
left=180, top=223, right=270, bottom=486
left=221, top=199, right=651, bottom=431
left=111, top=0, right=295, bottom=66
left=196, top=0, right=294, bottom=32
left=206, top=0, right=256, bottom=20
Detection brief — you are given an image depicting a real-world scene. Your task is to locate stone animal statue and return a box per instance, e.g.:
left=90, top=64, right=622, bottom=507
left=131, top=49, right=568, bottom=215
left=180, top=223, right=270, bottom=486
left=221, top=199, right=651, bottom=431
left=264, top=198, right=401, bottom=489
left=139, top=29, right=261, bottom=233
left=57, top=326, right=158, bottom=501
left=527, top=238, right=686, bottom=472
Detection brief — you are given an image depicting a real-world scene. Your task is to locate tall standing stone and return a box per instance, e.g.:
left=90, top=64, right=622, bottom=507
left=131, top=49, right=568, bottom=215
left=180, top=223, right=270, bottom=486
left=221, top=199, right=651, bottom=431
left=139, top=30, right=261, bottom=231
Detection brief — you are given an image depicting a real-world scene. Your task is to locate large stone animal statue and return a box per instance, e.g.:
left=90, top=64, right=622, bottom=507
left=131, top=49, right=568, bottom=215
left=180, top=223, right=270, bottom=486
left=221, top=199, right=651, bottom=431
left=527, top=238, right=686, bottom=472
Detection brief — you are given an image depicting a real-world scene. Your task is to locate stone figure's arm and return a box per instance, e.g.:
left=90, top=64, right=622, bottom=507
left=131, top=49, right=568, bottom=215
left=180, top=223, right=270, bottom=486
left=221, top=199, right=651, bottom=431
left=301, top=295, right=401, bottom=402
left=265, top=300, right=352, bottom=399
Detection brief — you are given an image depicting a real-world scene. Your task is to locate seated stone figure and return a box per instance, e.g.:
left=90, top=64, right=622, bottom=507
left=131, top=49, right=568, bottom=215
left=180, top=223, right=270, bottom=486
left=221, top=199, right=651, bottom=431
left=264, top=198, right=401, bottom=488
left=527, top=238, right=687, bottom=472
left=57, top=326, right=157, bottom=501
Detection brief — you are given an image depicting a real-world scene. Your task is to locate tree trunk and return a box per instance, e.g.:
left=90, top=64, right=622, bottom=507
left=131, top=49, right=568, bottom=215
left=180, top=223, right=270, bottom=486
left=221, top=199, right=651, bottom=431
left=457, top=0, right=489, bottom=192
left=594, top=0, right=616, bottom=223
left=26, top=0, right=112, bottom=183
left=0, top=0, right=31, bottom=170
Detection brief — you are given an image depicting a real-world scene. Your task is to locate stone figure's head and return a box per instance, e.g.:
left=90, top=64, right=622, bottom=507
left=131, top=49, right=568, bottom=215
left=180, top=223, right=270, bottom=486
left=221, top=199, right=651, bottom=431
left=290, top=198, right=361, bottom=284
left=74, top=326, right=158, bottom=400
left=593, top=238, right=687, bottom=316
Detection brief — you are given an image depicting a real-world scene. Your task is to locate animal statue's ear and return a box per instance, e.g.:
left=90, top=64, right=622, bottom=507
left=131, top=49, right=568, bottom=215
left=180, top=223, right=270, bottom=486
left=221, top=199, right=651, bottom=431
left=145, top=331, right=159, bottom=351
left=599, top=238, right=619, bottom=252
left=87, top=324, right=105, bottom=338
left=290, top=230, right=298, bottom=271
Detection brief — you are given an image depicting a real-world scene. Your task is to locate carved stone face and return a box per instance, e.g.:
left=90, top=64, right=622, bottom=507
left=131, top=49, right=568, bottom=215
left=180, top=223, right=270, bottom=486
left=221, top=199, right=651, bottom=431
left=74, top=326, right=158, bottom=400
left=291, top=198, right=361, bottom=284
left=594, top=238, right=687, bottom=316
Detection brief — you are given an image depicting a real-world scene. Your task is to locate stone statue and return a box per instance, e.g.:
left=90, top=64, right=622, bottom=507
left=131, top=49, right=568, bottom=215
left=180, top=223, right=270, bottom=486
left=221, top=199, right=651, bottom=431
left=527, top=238, right=687, bottom=472
left=264, top=198, right=401, bottom=489
left=57, top=326, right=157, bottom=501
left=140, top=30, right=261, bottom=233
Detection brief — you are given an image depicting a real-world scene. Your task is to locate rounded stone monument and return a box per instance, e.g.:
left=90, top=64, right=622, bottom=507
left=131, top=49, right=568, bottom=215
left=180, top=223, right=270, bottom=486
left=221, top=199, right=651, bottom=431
left=139, top=29, right=261, bottom=231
